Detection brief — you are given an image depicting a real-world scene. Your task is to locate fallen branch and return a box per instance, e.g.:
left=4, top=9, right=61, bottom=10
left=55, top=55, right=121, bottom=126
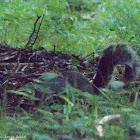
left=96, top=114, right=121, bottom=136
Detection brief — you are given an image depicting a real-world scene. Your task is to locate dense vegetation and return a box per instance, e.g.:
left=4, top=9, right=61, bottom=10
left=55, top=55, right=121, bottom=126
left=0, top=0, right=140, bottom=139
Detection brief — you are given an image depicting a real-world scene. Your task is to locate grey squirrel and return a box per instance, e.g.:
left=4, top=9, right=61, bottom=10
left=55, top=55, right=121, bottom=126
left=44, top=44, right=139, bottom=94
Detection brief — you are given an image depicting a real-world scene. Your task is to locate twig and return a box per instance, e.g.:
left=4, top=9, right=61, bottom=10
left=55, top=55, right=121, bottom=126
left=24, top=14, right=45, bottom=49
left=96, top=114, right=121, bottom=136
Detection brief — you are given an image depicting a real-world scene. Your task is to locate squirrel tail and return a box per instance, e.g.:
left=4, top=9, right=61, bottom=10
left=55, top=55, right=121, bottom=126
left=93, top=44, right=139, bottom=87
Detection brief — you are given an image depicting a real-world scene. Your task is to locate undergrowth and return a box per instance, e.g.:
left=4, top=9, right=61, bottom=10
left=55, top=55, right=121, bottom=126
left=0, top=0, right=140, bottom=139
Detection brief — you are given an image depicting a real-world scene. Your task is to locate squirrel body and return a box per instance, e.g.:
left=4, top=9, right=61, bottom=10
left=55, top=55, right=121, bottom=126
left=64, top=44, right=139, bottom=94
left=42, top=44, right=139, bottom=95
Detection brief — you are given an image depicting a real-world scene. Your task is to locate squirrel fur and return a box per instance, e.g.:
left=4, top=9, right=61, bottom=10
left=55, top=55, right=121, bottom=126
left=93, top=44, right=139, bottom=88
left=43, top=44, right=139, bottom=95
left=64, top=44, right=139, bottom=94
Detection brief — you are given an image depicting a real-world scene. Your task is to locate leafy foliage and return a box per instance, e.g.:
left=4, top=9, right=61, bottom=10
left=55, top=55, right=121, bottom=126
left=1, top=0, right=139, bottom=54
left=0, top=0, right=140, bottom=139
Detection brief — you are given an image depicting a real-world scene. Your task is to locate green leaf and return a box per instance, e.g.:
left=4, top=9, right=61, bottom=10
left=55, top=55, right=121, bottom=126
left=108, top=81, right=124, bottom=90
left=8, top=90, right=39, bottom=100
left=41, top=73, right=59, bottom=81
